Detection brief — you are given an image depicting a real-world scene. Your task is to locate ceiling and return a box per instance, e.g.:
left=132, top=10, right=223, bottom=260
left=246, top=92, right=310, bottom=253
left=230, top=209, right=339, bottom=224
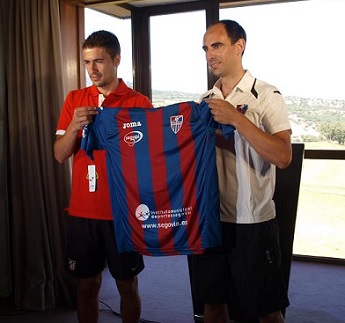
left=62, top=0, right=281, bottom=18
left=62, top=0, right=205, bottom=18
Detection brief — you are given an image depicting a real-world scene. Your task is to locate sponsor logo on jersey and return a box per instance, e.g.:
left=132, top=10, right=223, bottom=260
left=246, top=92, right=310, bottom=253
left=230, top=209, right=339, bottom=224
left=135, top=204, right=151, bottom=221
left=124, top=131, right=143, bottom=146
left=123, top=121, right=142, bottom=129
left=170, top=115, right=183, bottom=134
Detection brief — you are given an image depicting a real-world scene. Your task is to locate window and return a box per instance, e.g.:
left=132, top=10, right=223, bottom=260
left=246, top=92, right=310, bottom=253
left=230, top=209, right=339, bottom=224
left=150, top=10, right=207, bottom=106
left=294, top=159, right=345, bottom=258
left=220, top=1, right=345, bottom=150
left=84, top=9, right=133, bottom=86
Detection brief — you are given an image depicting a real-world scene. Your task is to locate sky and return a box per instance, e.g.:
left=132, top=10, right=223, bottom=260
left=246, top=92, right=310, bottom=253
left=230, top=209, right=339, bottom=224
left=85, top=0, right=345, bottom=100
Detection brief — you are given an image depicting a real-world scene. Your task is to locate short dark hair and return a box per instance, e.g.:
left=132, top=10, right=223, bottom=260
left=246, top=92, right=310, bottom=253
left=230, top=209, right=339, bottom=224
left=214, top=20, right=247, bottom=44
left=82, top=30, right=121, bottom=59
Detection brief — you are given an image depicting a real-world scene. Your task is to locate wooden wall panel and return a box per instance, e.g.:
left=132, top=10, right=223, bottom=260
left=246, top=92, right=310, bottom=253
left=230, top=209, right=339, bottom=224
left=59, top=1, right=85, bottom=94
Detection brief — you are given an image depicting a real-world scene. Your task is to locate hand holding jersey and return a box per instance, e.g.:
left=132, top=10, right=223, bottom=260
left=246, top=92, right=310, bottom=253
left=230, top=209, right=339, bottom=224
left=70, top=106, right=98, bottom=132
left=206, top=98, right=241, bottom=125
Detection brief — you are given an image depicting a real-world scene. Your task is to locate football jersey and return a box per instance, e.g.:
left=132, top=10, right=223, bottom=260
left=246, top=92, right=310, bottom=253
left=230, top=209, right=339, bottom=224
left=81, top=101, right=234, bottom=256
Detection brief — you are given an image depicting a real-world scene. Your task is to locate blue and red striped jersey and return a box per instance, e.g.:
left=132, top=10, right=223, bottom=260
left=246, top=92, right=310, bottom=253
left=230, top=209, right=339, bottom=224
left=81, top=101, right=234, bottom=256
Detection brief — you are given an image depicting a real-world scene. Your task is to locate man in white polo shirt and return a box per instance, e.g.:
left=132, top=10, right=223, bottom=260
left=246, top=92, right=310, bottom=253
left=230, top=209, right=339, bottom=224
left=191, top=19, right=292, bottom=323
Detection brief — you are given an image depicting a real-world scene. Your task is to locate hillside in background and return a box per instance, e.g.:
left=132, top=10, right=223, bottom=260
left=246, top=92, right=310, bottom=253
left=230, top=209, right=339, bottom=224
left=152, top=89, right=200, bottom=107
left=286, top=97, right=345, bottom=145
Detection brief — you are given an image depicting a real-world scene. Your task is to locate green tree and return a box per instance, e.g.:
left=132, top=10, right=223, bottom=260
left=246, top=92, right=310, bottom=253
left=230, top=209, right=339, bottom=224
left=319, top=122, right=345, bottom=145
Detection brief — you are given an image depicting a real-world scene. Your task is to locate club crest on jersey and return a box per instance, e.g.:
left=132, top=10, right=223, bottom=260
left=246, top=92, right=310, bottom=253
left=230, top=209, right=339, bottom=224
left=170, top=115, right=183, bottom=134
left=236, top=104, right=248, bottom=114
left=124, top=131, right=143, bottom=146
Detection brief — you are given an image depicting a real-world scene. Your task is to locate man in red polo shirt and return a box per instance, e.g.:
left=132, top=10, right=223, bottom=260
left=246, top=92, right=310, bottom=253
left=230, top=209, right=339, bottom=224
left=54, top=30, right=152, bottom=323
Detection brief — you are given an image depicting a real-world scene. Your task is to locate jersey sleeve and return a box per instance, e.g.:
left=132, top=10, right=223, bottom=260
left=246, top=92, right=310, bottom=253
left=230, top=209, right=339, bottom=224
left=81, top=107, right=110, bottom=160
left=197, top=100, right=235, bottom=139
left=195, top=100, right=218, bottom=132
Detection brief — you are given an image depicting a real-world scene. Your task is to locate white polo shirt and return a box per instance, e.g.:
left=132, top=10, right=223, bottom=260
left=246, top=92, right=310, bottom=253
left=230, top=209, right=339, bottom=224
left=200, top=70, right=291, bottom=224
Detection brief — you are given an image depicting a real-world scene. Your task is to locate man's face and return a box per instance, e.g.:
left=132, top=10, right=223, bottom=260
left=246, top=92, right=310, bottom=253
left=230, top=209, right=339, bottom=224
left=202, top=24, right=241, bottom=78
left=83, top=47, right=120, bottom=88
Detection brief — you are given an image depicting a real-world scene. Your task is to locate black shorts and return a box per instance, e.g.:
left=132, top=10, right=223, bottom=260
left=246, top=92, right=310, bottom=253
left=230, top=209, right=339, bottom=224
left=190, top=219, right=290, bottom=318
left=66, top=216, right=144, bottom=280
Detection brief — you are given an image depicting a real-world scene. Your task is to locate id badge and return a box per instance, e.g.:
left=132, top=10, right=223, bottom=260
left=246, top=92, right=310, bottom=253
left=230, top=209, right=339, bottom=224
left=88, top=165, right=96, bottom=192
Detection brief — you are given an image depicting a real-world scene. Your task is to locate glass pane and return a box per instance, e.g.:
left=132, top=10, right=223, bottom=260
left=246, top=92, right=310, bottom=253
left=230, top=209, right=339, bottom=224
left=150, top=11, right=207, bottom=106
left=220, top=0, right=345, bottom=151
left=84, top=9, right=133, bottom=86
left=294, top=160, right=345, bottom=259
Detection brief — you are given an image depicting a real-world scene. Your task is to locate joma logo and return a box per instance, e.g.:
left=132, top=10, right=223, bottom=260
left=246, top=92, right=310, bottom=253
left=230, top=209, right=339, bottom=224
left=123, top=121, right=142, bottom=129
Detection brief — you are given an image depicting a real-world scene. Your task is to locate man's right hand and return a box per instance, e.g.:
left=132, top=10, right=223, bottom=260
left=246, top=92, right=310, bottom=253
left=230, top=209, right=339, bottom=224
left=69, top=106, right=98, bottom=133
